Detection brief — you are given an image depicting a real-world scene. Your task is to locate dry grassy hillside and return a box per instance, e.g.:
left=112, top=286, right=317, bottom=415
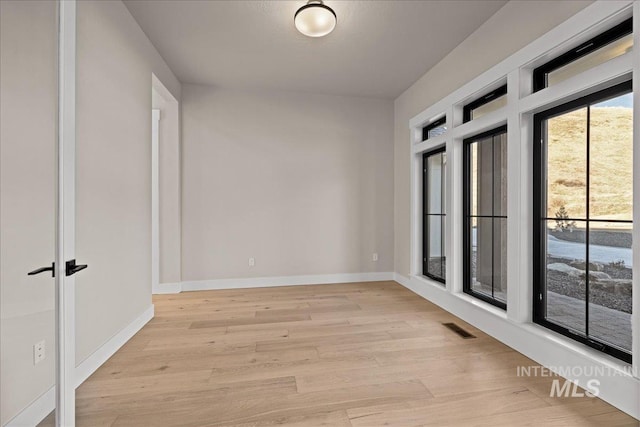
left=547, top=106, right=633, bottom=225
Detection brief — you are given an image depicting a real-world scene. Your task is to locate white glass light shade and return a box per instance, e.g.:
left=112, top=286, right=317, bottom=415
left=294, top=1, right=336, bottom=38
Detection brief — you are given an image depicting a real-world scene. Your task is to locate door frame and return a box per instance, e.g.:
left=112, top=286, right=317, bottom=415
left=150, top=74, right=181, bottom=294
left=56, top=0, right=77, bottom=424
left=151, top=109, right=160, bottom=294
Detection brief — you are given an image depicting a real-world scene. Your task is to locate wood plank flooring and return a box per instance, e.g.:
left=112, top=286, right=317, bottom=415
left=42, top=281, right=639, bottom=426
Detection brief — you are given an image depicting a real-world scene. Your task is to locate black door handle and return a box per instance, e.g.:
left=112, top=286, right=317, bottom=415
left=27, top=260, right=87, bottom=277
left=28, top=262, right=56, bottom=277
left=65, top=259, right=88, bottom=276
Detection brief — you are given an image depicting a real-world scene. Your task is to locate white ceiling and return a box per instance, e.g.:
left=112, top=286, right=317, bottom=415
left=125, top=0, right=507, bottom=99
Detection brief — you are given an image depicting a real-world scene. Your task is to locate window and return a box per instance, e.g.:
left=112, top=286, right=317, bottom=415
left=463, top=85, right=507, bottom=123
left=422, top=117, right=447, bottom=141
left=463, top=126, right=507, bottom=308
left=533, top=18, right=633, bottom=92
left=423, top=147, right=446, bottom=283
left=533, top=81, right=633, bottom=362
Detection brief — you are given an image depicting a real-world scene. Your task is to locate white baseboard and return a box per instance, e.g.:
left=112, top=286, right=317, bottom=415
left=155, top=272, right=395, bottom=294
left=6, top=305, right=154, bottom=427
left=393, top=273, right=640, bottom=421
left=5, top=386, right=55, bottom=427
left=154, top=281, right=182, bottom=294
left=75, top=305, right=154, bottom=387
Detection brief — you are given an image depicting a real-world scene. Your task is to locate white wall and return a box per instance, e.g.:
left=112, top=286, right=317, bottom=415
left=75, top=0, right=180, bottom=365
left=393, top=0, right=593, bottom=275
left=181, top=85, right=394, bottom=281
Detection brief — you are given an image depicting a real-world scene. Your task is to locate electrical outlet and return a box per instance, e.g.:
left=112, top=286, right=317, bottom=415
left=372, top=253, right=379, bottom=262
left=33, top=340, right=45, bottom=365
left=248, top=257, right=255, bottom=267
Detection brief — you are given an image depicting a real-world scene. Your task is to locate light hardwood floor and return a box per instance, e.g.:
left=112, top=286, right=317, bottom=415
left=43, top=281, right=638, bottom=426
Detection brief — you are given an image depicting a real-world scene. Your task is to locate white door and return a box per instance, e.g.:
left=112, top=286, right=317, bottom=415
left=57, top=1, right=79, bottom=425
left=1, top=1, right=78, bottom=425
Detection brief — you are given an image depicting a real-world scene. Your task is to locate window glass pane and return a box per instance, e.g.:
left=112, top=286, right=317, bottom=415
left=537, top=82, right=632, bottom=361
left=466, top=127, right=507, bottom=307
left=548, top=34, right=633, bottom=87
left=441, top=152, right=447, bottom=213
left=589, top=93, right=633, bottom=221
left=428, top=125, right=447, bottom=139
left=471, top=217, right=493, bottom=298
left=441, top=215, right=446, bottom=280
left=427, top=215, right=443, bottom=279
left=471, top=143, right=477, bottom=216
left=471, top=95, right=507, bottom=120
left=545, top=219, right=587, bottom=334
left=493, top=218, right=507, bottom=303
left=424, top=149, right=446, bottom=283
left=470, top=138, right=494, bottom=217
left=546, top=107, right=587, bottom=219
left=427, top=153, right=443, bottom=214
left=587, top=222, right=632, bottom=352
left=493, top=133, right=508, bottom=217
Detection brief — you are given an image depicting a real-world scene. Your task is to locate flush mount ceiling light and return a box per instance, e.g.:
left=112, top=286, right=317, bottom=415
left=294, top=0, right=337, bottom=38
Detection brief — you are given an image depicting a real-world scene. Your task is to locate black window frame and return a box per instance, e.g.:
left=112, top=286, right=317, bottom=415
left=462, top=85, right=507, bottom=123
left=533, top=17, right=632, bottom=92
left=463, top=125, right=508, bottom=309
left=422, top=116, right=447, bottom=141
left=533, top=80, right=633, bottom=363
left=423, top=146, right=446, bottom=284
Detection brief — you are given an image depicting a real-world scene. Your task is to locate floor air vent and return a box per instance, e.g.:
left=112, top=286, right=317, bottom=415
left=442, top=322, right=476, bottom=339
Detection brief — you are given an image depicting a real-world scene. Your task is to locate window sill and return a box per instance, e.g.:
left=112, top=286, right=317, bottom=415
left=412, top=274, right=448, bottom=290
left=451, top=291, right=508, bottom=320
left=519, top=322, right=634, bottom=374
